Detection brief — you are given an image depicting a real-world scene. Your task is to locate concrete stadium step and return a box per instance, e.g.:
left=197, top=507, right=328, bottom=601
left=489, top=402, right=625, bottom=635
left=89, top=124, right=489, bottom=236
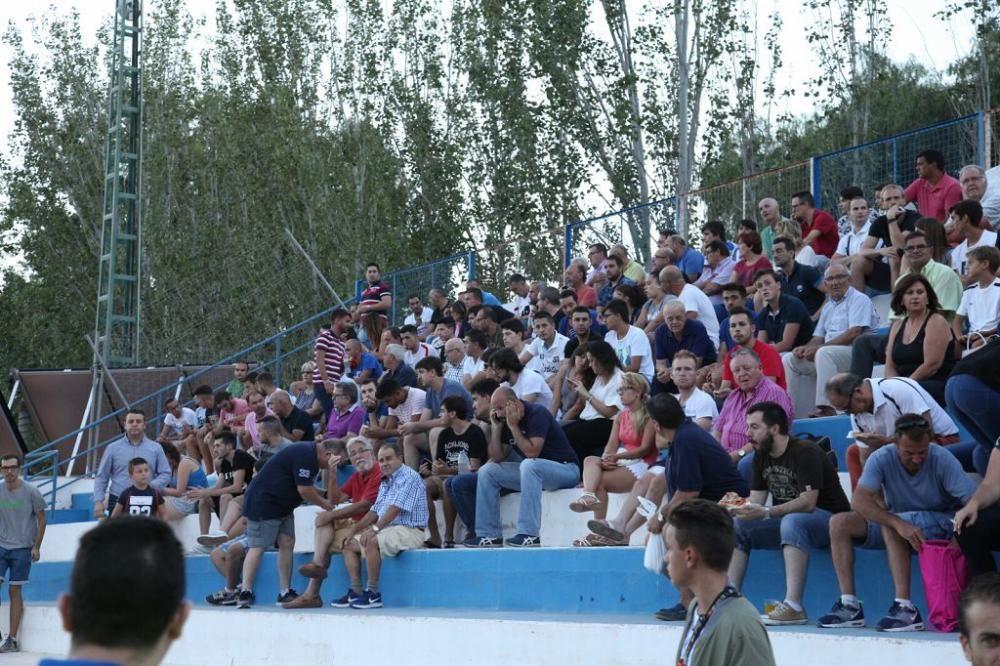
left=20, top=542, right=953, bottom=622
left=14, top=603, right=962, bottom=666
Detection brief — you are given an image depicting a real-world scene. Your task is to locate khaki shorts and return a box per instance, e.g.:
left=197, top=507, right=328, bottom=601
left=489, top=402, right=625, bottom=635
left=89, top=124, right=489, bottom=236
left=329, top=520, right=356, bottom=554
left=359, top=525, right=426, bottom=559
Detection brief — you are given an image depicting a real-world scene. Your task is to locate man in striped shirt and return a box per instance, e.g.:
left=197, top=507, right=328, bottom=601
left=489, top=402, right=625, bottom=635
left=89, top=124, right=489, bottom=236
left=313, top=308, right=351, bottom=419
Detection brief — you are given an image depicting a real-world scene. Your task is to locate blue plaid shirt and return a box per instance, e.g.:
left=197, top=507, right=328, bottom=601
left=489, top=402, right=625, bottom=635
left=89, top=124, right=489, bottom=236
left=372, top=464, right=428, bottom=528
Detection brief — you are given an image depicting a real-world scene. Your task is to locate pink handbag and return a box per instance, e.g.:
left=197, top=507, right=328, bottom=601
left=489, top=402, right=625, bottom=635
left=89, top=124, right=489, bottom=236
left=918, top=540, right=969, bottom=632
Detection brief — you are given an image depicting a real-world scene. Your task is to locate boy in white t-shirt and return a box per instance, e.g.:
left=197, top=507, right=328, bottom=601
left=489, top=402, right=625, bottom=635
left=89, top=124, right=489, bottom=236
left=602, top=299, right=655, bottom=382
left=953, top=245, right=1000, bottom=351
left=669, top=351, right=718, bottom=430
left=949, top=199, right=999, bottom=286
left=157, top=398, right=198, bottom=450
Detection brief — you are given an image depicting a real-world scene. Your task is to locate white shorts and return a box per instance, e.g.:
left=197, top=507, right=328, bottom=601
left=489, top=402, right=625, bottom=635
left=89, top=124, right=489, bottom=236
left=620, top=459, right=650, bottom=479
left=165, top=495, right=199, bottom=516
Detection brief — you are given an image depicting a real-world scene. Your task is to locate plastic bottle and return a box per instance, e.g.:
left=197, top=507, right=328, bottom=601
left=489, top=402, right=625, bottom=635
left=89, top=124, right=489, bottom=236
left=457, top=450, right=471, bottom=474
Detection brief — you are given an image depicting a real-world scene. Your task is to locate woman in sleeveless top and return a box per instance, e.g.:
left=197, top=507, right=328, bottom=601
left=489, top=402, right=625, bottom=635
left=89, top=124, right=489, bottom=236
left=160, top=442, right=209, bottom=520
left=569, top=373, right=657, bottom=545
left=884, top=273, right=956, bottom=405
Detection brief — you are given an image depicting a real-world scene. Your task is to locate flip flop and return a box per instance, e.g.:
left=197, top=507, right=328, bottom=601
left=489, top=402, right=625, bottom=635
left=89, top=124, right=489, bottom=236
left=588, top=519, right=627, bottom=544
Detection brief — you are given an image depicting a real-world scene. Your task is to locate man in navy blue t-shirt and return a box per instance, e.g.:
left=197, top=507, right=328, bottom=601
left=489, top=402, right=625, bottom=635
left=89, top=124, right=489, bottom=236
left=467, top=388, right=579, bottom=548
left=645, top=394, right=748, bottom=621
left=236, top=441, right=336, bottom=609
left=754, top=269, right=815, bottom=353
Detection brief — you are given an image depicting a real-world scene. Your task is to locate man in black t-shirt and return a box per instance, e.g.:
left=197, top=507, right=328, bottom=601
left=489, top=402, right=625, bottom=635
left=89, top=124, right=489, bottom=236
left=727, top=401, right=850, bottom=627
left=111, top=458, right=165, bottom=519
left=271, top=390, right=315, bottom=441
left=851, top=184, right=921, bottom=293
left=423, top=396, right=488, bottom=547
left=772, top=236, right=826, bottom=316
left=190, top=432, right=256, bottom=547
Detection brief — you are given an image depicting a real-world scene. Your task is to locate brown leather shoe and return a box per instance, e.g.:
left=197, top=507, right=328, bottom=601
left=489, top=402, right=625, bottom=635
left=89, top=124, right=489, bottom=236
left=282, top=595, right=323, bottom=609
left=809, top=406, right=837, bottom=418
left=298, top=562, right=328, bottom=579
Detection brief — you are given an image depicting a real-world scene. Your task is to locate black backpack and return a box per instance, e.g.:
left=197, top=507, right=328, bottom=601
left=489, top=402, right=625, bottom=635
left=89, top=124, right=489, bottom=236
left=796, top=432, right=837, bottom=471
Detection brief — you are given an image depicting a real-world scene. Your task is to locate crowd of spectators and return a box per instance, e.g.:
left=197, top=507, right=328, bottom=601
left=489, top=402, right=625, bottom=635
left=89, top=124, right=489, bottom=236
left=83, top=156, right=1000, bottom=627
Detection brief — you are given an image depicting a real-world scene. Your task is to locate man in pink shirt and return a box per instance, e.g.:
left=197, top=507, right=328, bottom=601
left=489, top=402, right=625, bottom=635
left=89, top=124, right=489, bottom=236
left=791, top=191, right=839, bottom=258
left=904, top=149, right=962, bottom=223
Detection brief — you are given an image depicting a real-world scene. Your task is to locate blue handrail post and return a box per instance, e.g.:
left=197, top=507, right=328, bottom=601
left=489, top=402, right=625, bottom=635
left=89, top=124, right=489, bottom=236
left=977, top=111, right=986, bottom=167
left=468, top=251, right=477, bottom=280
left=892, top=137, right=898, bottom=187
left=564, top=223, right=573, bottom=268
left=274, top=335, right=282, bottom=387
left=810, top=157, right=822, bottom=211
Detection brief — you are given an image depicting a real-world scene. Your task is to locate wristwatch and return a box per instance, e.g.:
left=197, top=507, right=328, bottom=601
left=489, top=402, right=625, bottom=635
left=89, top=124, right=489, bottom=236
left=738, top=448, right=748, bottom=458
left=763, top=506, right=771, bottom=519
left=371, top=525, right=380, bottom=533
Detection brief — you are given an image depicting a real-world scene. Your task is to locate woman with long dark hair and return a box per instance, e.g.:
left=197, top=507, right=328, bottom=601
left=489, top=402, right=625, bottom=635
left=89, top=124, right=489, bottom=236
left=562, top=340, right=625, bottom=465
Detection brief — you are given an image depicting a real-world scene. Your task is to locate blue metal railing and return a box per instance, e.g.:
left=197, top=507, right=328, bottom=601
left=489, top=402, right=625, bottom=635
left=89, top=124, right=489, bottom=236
left=24, top=305, right=340, bottom=509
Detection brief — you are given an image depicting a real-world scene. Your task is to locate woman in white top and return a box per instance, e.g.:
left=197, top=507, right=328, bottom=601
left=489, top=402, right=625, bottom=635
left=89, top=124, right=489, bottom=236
left=562, top=340, right=624, bottom=465
left=775, top=219, right=818, bottom=267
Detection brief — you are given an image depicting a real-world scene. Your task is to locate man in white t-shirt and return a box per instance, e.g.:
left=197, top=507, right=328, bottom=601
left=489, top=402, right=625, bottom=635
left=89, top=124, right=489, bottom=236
left=372, top=378, right=427, bottom=470
left=461, top=329, right=489, bottom=388
left=490, top=348, right=553, bottom=406
left=953, top=246, right=1000, bottom=349
left=401, top=324, right=437, bottom=367
left=670, top=351, right=718, bottom=430
left=403, top=294, right=431, bottom=339
left=520, top=312, right=569, bottom=384
left=660, top=266, right=720, bottom=350
left=602, top=299, right=654, bottom=382
left=831, top=198, right=872, bottom=268
left=157, top=398, right=198, bottom=451
left=508, top=273, right=533, bottom=318
left=950, top=199, right=999, bottom=286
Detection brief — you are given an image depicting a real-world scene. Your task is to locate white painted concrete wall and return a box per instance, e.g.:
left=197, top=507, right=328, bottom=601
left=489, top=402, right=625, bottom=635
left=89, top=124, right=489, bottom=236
left=11, top=604, right=963, bottom=666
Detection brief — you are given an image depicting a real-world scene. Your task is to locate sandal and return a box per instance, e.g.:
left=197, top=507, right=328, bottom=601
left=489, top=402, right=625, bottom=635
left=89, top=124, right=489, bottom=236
left=424, top=540, right=441, bottom=549
left=572, top=532, right=617, bottom=547
left=569, top=492, right=601, bottom=513
left=444, top=540, right=455, bottom=549
left=588, top=519, right=627, bottom=544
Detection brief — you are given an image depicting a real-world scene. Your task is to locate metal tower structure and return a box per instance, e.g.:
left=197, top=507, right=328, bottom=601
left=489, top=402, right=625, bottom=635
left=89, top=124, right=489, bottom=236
left=94, top=0, right=144, bottom=367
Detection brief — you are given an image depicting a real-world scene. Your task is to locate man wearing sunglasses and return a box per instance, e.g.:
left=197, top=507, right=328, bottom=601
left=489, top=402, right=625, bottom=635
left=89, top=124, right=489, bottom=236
left=816, top=414, right=973, bottom=633
left=0, top=454, right=48, bottom=653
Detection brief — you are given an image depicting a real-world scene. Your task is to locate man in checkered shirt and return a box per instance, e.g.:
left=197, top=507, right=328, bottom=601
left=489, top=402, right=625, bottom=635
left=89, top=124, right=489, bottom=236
left=321, top=441, right=428, bottom=610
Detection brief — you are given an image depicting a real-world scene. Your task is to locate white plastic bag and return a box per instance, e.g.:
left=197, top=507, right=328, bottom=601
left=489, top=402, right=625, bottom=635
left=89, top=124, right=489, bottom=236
left=644, top=532, right=666, bottom=575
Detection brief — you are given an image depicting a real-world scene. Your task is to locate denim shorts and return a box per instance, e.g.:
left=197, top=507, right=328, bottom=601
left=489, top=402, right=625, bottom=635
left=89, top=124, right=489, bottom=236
left=0, top=546, right=32, bottom=585
left=858, top=511, right=955, bottom=550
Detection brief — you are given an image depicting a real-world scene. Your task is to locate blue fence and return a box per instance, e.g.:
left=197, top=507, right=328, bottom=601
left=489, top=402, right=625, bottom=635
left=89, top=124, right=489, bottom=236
left=812, top=112, right=984, bottom=213
left=355, top=251, right=476, bottom=326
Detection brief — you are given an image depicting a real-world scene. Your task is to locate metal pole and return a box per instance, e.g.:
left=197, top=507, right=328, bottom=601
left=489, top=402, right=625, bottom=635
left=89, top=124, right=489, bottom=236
left=65, top=386, right=96, bottom=477
left=85, top=334, right=131, bottom=410
left=283, top=228, right=348, bottom=309
left=6, top=379, right=19, bottom=411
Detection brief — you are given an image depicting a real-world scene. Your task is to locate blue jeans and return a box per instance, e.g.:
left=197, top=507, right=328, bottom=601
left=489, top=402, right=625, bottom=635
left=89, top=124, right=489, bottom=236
left=445, top=473, right=478, bottom=534
left=313, top=382, right=333, bottom=420
left=946, top=374, right=1000, bottom=449
left=734, top=509, right=834, bottom=553
left=475, top=459, right=581, bottom=538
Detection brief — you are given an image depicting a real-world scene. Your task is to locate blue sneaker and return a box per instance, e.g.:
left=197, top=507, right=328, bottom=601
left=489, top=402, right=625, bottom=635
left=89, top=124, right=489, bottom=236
left=506, top=534, right=541, bottom=548
left=464, top=535, right=503, bottom=548
left=330, top=589, right=360, bottom=608
left=875, top=602, right=924, bottom=632
left=350, top=589, right=383, bottom=609
left=817, top=600, right=865, bottom=628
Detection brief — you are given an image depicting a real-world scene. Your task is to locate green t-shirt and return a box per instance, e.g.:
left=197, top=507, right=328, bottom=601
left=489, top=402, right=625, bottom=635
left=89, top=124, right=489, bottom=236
left=676, top=594, right=776, bottom=666
left=227, top=379, right=246, bottom=398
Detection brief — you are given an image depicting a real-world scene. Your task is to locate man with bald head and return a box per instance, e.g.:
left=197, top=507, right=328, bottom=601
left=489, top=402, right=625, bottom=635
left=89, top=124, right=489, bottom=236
left=959, top=164, right=1000, bottom=231
left=660, top=266, right=721, bottom=351
left=653, top=300, right=717, bottom=394
left=270, top=390, right=315, bottom=441
left=466, top=387, right=579, bottom=548
left=783, top=264, right=879, bottom=418
left=610, top=244, right=646, bottom=283
left=651, top=246, right=675, bottom=277
left=758, top=197, right=788, bottom=259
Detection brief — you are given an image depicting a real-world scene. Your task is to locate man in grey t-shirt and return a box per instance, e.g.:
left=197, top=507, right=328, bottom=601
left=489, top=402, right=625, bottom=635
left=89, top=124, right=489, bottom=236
left=0, top=454, right=47, bottom=653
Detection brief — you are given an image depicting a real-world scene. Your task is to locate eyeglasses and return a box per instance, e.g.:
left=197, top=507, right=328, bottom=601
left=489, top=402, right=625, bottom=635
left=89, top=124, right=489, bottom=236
left=1, top=465, right=19, bottom=470
left=905, top=244, right=929, bottom=252
left=824, top=275, right=849, bottom=283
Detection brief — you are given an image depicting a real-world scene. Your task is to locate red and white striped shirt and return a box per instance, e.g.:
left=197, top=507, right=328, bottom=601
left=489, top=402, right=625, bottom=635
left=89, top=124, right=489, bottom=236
left=312, top=329, right=346, bottom=384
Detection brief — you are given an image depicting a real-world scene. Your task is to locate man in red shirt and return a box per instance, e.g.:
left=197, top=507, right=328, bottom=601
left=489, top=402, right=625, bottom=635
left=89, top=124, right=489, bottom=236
left=706, top=308, right=787, bottom=402
left=564, top=260, right=597, bottom=308
left=904, top=149, right=962, bottom=223
left=282, top=437, right=383, bottom=608
left=791, top=191, right=840, bottom=258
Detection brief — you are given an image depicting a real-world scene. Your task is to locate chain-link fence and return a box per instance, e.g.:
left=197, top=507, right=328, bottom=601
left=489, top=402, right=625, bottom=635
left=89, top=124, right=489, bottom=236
left=473, top=229, right=566, bottom=299
left=679, top=162, right=811, bottom=248
left=355, top=251, right=476, bottom=326
left=564, top=198, right=677, bottom=270
left=812, top=113, right=985, bottom=215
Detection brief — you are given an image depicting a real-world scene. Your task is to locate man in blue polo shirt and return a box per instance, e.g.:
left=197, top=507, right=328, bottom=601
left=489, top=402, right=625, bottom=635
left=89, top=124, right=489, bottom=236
left=754, top=269, right=814, bottom=353
left=236, top=440, right=336, bottom=609
left=468, top=388, right=580, bottom=547
left=653, top=300, right=716, bottom=394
